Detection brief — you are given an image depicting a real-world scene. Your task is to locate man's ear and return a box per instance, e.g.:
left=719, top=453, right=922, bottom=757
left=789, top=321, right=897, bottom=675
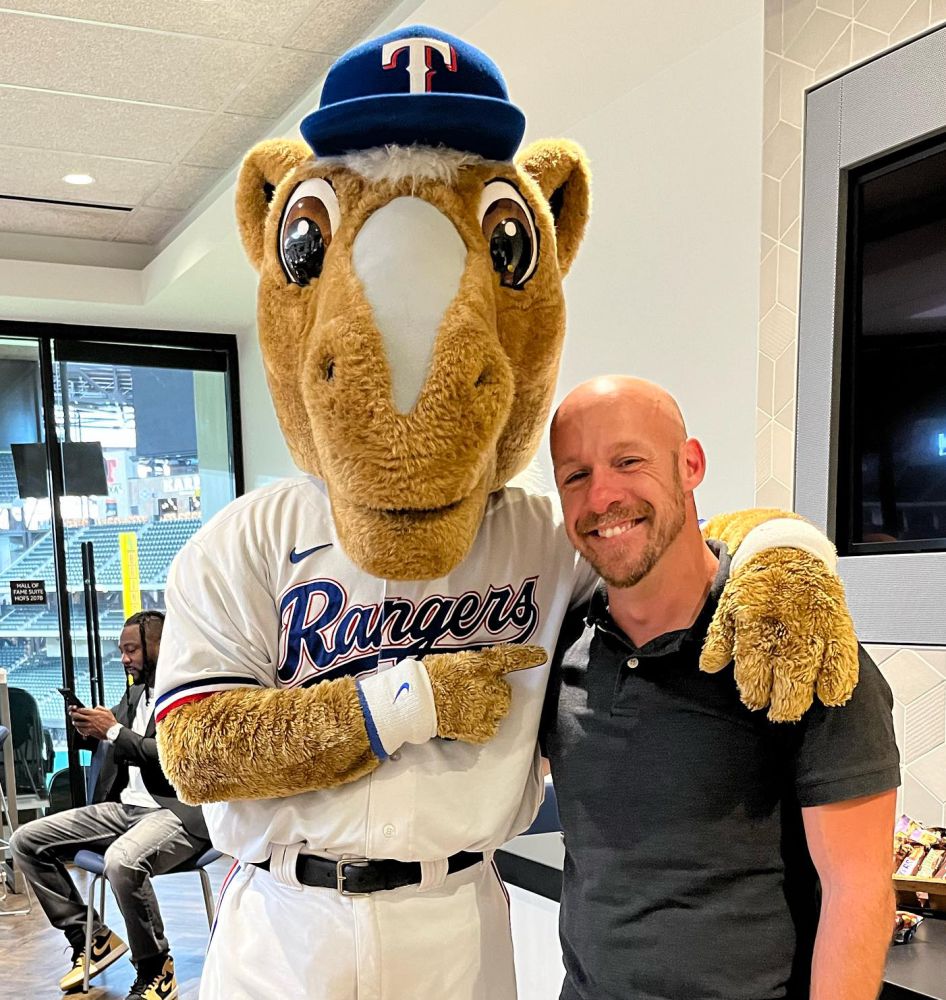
left=235, top=139, right=312, bottom=271
left=516, top=139, right=591, bottom=277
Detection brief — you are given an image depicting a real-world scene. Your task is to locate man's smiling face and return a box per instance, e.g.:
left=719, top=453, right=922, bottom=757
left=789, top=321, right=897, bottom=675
left=551, top=378, right=692, bottom=589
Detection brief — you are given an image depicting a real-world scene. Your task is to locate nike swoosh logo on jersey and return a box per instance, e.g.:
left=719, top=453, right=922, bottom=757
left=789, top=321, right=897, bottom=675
left=393, top=681, right=411, bottom=703
left=289, top=542, right=333, bottom=564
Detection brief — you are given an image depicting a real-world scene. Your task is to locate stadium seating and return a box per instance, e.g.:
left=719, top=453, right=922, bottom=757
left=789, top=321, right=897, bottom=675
left=0, top=452, right=18, bottom=504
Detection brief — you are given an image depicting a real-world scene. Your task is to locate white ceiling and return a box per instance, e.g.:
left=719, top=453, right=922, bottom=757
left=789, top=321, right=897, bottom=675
left=0, top=0, right=501, bottom=336
left=0, top=1, right=405, bottom=257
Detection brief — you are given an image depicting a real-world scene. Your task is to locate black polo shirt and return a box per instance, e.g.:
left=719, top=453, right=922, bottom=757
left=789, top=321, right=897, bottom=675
left=541, top=543, right=900, bottom=1000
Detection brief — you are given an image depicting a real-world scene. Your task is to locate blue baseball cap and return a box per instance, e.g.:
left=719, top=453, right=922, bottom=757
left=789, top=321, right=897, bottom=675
left=300, top=25, right=525, bottom=162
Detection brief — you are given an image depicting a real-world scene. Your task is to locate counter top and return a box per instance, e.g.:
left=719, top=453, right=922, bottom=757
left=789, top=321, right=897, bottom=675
left=883, top=916, right=946, bottom=1000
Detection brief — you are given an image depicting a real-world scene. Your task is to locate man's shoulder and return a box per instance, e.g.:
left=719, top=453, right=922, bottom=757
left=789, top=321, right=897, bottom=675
left=785, top=644, right=900, bottom=807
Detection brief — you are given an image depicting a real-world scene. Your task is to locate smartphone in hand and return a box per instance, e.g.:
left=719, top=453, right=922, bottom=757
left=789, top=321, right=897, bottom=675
left=57, top=687, right=86, bottom=711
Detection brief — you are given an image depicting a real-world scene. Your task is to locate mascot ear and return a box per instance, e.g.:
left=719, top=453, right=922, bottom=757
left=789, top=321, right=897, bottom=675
left=516, top=139, right=590, bottom=277
left=235, top=139, right=312, bottom=271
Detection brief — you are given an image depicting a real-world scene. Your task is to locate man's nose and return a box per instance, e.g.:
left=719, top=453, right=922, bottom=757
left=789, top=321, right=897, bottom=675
left=585, top=470, right=625, bottom=513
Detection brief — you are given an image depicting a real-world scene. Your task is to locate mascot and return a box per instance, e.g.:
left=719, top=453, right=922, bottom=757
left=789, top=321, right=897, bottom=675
left=154, top=25, right=858, bottom=1000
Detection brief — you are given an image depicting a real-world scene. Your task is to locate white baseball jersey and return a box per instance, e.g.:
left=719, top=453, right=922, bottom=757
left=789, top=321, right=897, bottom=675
left=155, top=476, right=595, bottom=864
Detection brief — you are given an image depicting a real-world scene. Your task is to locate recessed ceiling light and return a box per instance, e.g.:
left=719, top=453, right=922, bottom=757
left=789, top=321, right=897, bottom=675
left=62, top=173, right=95, bottom=185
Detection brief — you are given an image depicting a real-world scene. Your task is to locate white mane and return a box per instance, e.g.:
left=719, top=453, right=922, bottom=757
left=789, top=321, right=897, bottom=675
left=322, top=145, right=492, bottom=185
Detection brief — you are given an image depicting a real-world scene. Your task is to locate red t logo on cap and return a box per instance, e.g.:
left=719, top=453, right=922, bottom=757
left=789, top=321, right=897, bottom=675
left=381, top=37, right=458, bottom=93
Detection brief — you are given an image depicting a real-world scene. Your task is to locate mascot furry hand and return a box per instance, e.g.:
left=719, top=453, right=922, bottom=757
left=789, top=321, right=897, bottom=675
left=154, top=24, right=858, bottom=1000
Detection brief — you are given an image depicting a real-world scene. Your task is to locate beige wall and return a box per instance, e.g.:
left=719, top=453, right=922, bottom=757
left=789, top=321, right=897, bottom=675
left=760, top=0, right=946, bottom=825
left=757, top=0, right=946, bottom=508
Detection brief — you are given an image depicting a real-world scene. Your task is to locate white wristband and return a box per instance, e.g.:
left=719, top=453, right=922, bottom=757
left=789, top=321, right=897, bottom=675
left=730, top=517, right=838, bottom=575
left=356, top=659, right=437, bottom=759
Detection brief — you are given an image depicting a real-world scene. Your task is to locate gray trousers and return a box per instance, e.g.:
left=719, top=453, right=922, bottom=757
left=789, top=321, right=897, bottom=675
left=9, top=802, right=205, bottom=964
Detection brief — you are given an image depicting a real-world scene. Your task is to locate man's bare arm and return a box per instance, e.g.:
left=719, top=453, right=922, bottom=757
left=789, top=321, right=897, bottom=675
left=803, top=789, right=896, bottom=1000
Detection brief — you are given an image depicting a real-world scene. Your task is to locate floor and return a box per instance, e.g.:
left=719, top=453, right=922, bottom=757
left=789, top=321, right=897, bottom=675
left=0, top=857, right=233, bottom=1000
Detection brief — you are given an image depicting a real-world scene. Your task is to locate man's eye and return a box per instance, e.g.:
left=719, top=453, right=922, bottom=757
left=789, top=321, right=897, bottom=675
left=618, top=458, right=640, bottom=468
left=564, top=471, right=588, bottom=485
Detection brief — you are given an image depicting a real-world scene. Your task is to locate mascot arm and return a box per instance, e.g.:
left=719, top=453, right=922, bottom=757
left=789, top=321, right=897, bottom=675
left=157, top=680, right=377, bottom=805
left=157, top=645, right=546, bottom=805
left=700, top=509, right=859, bottom=723
left=156, top=539, right=544, bottom=804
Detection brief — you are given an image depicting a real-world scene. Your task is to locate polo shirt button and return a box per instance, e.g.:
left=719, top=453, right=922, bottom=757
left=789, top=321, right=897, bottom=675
left=389, top=752, right=401, bottom=761
left=382, top=823, right=397, bottom=838
left=626, top=657, right=639, bottom=669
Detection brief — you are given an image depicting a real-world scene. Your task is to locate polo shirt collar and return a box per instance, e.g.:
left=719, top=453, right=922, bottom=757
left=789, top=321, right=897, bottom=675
left=585, top=539, right=732, bottom=658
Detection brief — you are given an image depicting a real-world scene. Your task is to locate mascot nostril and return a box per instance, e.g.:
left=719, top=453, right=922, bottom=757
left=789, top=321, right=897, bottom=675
left=156, top=22, right=862, bottom=1000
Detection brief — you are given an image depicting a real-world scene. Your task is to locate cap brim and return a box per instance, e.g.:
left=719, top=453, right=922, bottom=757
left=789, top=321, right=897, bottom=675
left=301, top=92, right=525, bottom=162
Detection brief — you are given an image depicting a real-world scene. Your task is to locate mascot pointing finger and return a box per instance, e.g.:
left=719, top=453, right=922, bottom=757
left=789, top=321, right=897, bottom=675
left=155, top=25, right=858, bottom=1000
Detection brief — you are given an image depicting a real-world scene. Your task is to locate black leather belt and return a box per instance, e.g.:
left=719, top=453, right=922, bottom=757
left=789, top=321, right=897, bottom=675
left=254, top=850, right=483, bottom=895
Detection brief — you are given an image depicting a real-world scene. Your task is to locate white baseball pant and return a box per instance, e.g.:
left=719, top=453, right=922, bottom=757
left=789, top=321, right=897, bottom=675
left=200, top=856, right=516, bottom=999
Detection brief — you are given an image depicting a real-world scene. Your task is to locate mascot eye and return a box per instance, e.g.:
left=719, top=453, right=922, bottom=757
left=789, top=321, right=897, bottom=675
left=278, top=177, right=340, bottom=286
left=477, top=179, right=539, bottom=289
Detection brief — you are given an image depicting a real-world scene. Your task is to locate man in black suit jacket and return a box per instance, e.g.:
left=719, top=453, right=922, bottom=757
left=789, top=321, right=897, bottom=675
left=10, top=611, right=210, bottom=1000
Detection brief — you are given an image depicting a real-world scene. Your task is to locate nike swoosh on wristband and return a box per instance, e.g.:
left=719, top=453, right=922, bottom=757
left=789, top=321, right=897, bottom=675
left=393, top=681, right=411, bottom=703
left=289, top=542, right=333, bottom=564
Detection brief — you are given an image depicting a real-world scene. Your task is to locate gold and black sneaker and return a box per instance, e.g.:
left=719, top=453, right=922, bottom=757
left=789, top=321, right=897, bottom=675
left=59, top=929, right=128, bottom=991
left=126, top=954, right=177, bottom=1000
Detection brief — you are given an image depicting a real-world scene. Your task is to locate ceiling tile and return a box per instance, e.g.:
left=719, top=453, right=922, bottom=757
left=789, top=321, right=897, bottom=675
left=0, top=11, right=269, bottom=111
left=144, top=163, right=224, bottom=210
left=227, top=47, right=332, bottom=118
left=114, top=206, right=183, bottom=244
left=290, top=0, right=399, bottom=54
left=11, top=1, right=318, bottom=45
left=0, top=86, right=211, bottom=162
left=0, top=145, right=169, bottom=206
left=182, top=113, right=275, bottom=169
left=0, top=198, right=127, bottom=239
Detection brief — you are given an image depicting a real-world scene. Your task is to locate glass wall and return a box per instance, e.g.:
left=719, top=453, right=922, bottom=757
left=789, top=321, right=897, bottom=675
left=0, top=324, right=242, bottom=808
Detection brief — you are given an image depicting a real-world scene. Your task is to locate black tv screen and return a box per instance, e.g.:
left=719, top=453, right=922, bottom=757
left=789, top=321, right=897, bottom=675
left=11, top=442, right=109, bottom=498
left=132, top=368, right=197, bottom=460
left=841, top=139, right=946, bottom=553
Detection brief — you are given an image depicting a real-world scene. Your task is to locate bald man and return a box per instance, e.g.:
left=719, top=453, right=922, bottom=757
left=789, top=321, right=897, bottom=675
left=540, top=377, right=899, bottom=1000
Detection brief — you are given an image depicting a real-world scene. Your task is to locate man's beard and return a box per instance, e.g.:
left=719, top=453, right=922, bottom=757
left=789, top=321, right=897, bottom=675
left=130, top=666, right=156, bottom=688
left=577, top=470, right=687, bottom=589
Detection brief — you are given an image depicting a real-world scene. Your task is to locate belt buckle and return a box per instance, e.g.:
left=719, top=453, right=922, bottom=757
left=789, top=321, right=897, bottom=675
left=336, top=857, right=370, bottom=897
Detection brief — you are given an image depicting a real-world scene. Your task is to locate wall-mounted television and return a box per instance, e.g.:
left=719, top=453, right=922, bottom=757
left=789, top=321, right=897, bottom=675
left=838, top=139, right=946, bottom=555
left=796, top=27, right=946, bottom=643
left=11, top=442, right=109, bottom=498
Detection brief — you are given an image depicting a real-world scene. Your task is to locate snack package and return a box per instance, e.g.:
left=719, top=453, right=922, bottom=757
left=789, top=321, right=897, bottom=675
left=893, top=842, right=913, bottom=874
left=896, top=815, right=920, bottom=838
left=896, top=845, right=928, bottom=877
left=916, top=848, right=946, bottom=879
left=893, top=911, right=923, bottom=945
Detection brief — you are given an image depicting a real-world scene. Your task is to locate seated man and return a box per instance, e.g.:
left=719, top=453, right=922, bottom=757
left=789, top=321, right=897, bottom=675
left=543, top=376, right=900, bottom=1000
left=10, top=611, right=209, bottom=1000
